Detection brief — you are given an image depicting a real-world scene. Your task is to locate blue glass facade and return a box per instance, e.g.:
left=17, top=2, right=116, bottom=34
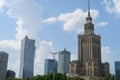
left=58, top=48, right=70, bottom=74
left=44, top=59, right=57, bottom=75
left=115, top=61, right=120, bottom=80
left=19, top=36, right=35, bottom=79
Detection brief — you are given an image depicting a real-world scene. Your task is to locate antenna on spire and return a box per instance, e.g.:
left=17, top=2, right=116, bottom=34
left=88, top=0, right=90, bottom=17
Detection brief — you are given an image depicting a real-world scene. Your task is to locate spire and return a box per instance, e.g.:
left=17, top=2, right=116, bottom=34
left=86, top=0, right=92, bottom=24
left=88, top=0, right=90, bottom=17
left=85, top=0, right=94, bottom=34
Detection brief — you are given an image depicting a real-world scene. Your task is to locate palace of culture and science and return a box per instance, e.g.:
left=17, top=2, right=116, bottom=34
left=69, top=0, right=109, bottom=80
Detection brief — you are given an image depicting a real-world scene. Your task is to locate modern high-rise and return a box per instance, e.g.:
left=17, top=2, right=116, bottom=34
left=69, top=0, right=109, bottom=79
left=44, top=59, right=57, bottom=75
left=19, top=36, right=36, bottom=79
left=0, top=51, right=9, bottom=80
left=115, top=61, right=120, bottom=80
left=6, top=70, right=16, bottom=79
left=58, top=48, right=71, bottom=74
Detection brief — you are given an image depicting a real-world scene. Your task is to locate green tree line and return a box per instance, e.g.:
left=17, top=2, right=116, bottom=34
left=7, top=73, right=84, bottom=80
left=7, top=73, right=115, bottom=80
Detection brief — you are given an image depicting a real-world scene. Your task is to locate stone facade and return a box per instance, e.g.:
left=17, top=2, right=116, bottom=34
left=69, top=1, right=109, bottom=79
left=69, top=60, right=81, bottom=77
left=101, top=63, right=110, bottom=77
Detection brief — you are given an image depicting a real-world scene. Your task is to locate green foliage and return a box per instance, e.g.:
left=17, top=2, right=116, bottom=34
left=100, top=74, right=115, bottom=80
left=7, top=78, right=22, bottom=80
left=7, top=73, right=84, bottom=80
left=67, top=77, right=85, bottom=80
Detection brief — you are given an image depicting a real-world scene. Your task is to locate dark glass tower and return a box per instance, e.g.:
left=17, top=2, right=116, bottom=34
left=115, top=61, right=120, bottom=80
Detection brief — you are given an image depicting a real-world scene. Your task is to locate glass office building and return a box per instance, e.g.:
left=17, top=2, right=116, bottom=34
left=19, top=36, right=35, bottom=79
left=44, top=59, right=57, bottom=75
left=115, top=61, right=120, bottom=80
left=58, top=48, right=70, bottom=74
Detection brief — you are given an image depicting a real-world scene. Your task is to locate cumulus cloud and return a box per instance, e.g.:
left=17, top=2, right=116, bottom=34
left=0, top=0, right=4, bottom=7
left=43, top=17, right=57, bottom=24
left=0, top=40, right=20, bottom=51
left=103, top=0, right=120, bottom=16
left=6, top=0, right=43, bottom=40
left=101, top=46, right=111, bottom=62
left=34, top=41, right=54, bottom=75
left=7, top=60, right=20, bottom=77
left=44, top=9, right=99, bottom=33
left=98, top=22, right=108, bottom=27
left=0, top=0, right=5, bottom=12
left=101, top=46, right=120, bottom=73
left=71, top=54, right=78, bottom=61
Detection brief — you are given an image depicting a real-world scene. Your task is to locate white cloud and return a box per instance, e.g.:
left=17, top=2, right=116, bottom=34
left=7, top=60, right=20, bottom=77
left=0, top=40, right=20, bottom=51
left=34, top=41, right=54, bottom=75
left=101, top=46, right=111, bottom=62
left=71, top=54, right=77, bottom=61
left=98, top=22, right=108, bottom=27
left=0, top=0, right=4, bottom=7
left=0, top=0, right=5, bottom=12
left=6, top=0, right=43, bottom=40
left=44, top=9, right=99, bottom=33
left=43, top=17, right=57, bottom=24
left=103, top=0, right=120, bottom=16
left=101, top=46, right=120, bottom=73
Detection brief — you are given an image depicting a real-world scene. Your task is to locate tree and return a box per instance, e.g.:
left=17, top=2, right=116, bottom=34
left=100, top=74, right=115, bottom=80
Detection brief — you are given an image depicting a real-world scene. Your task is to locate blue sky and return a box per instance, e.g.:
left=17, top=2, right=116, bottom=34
left=0, top=0, right=120, bottom=77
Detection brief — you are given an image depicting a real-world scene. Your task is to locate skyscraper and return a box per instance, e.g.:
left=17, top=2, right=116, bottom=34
left=0, top=51, right=8, bottom=80
left=78, top=2, right=101, bottom=77
left=69, top=0, right=109, bottom=79
left=58, top=48, right=71, bottom=74
left=19, top=36, right=36, bottom=79
left=44, top=59, right=57, bottom=75
left=115, top=61, right=120, bottom=80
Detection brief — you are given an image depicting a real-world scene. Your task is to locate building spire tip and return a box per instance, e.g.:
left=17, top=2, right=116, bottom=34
left=88, top=0, right=90, bottom=17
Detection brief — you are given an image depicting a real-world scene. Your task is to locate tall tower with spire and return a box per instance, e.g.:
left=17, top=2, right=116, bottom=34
left=78, top=0, right=102, bottom=77
left=69, top=0, right=109, bottom=79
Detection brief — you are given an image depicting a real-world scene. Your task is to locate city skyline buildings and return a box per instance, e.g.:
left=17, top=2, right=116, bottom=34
left=19, top=36, right=36, bottom=79
left=0, top=51, right=9, bottom=80
left=0, top=0, right=120, bottom=77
